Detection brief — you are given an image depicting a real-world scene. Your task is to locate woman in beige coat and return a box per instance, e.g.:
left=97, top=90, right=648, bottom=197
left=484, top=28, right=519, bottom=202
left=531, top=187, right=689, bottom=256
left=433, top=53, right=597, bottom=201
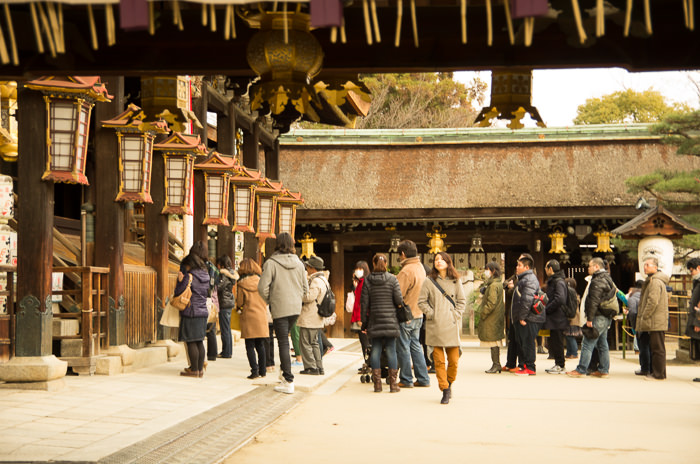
left=236, top=258, right=270, bottom=379
left=418, top=252, right=466, bottom=404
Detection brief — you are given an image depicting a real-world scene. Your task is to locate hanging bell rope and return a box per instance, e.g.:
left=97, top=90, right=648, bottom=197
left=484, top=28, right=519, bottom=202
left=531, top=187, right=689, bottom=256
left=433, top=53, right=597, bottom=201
left=394, top=0, right=402, bottom=47
left=370, top=0, right=381, bottom=42
left=4, top=5, right=18, bottom=65
left=503, top=0, right=514, bottom=45
left=485, top=0, right=492, bottom=45
left=410, top=0, right=418, bottom=47
left=362, top=0, right=373, bottom=45
left=87, top=4, right=98, bottom=49
left=460, top=0, right=467, bottom=44
left=571, top=0, right=587, bottom=43
left=623, top=0, right=632, bottom=36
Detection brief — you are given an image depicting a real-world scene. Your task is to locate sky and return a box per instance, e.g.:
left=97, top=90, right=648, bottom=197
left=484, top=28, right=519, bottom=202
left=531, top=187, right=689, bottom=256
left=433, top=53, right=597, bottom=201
left=455, top=68, right=700, bottom=127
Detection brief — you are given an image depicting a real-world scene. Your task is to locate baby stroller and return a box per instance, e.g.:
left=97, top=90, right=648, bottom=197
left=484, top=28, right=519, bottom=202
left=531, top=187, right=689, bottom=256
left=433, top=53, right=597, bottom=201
left=358, top=338, right=389, bottom=384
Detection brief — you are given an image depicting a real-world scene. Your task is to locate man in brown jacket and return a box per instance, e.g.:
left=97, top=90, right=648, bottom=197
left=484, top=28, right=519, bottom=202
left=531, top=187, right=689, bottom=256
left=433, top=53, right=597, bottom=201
left=637, top=256, right=670, bottom=380
left=396, top=240, right=431, bottom=388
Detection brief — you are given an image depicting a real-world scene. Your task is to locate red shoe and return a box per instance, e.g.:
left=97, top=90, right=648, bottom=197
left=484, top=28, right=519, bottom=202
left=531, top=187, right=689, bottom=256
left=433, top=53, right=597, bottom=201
left=514, top=367, right=536, bottom=376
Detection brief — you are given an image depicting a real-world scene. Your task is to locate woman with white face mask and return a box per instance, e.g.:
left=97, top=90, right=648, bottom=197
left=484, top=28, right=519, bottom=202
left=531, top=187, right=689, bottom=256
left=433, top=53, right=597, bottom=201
left=351, top=261, right=372, bottom=369
left=479, top=261, right=505, bottom=374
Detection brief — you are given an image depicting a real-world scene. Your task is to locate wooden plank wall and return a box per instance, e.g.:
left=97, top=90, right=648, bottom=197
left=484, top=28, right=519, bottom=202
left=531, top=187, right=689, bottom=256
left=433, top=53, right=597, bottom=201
left=124, top=265, right=157, bottom=348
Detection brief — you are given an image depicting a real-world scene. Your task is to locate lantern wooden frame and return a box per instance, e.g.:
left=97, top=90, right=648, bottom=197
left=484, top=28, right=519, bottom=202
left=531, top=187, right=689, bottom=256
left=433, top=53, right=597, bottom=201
left=230, top=165, right=262, bottom=233
left=154, top=132, right=207, bottom=215
left=25, top=76, right=112, bottom=185
left=255, top=178, right=283, bottom=241
left=194, top=151, right=237, bottom=226
left=276, top=189, right=303, bottom=240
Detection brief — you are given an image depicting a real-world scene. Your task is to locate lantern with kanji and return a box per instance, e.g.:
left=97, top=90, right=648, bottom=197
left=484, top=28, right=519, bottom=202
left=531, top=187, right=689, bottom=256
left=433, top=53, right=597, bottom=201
left=154, top=132, right=207, bottom=215
left=102, top=103, right=168, bottom=203
left=277, top=189, right=303, bottom=239
left=194, top=151, right=237, bottom=225
left=255, top=178, right=283, bottom=241
left=549, top=226, right=567, bottom=254
left=594, top=227, right=614, bottom=253
left=25, top=76, right=112, bottom=185
left=230, top=164, right=262, bottom=233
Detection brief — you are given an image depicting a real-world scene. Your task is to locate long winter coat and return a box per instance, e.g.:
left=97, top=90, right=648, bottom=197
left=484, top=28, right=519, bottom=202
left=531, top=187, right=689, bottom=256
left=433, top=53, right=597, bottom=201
left=584, top=270, right=616, bottom=321
left=543, top=271, right=569, bottom=330
left=418, top=275, right=466, bottom=347
left=258, top=252, right=308, bottom=320
left=236, top=274, right=270, bottom=339
left=686, top=275, right=700, bottom=340
left=636, top=271, right=669, bottom=333
left=298, top=271, right=327, bottom=329
left=478, top=277, right=504, bottom=342
left=360, top=271, right=402, bottom=339
left=397, top=257, right=427, bottom=320
left=511, top=269, right=543, bottom=324
left=174, top=268, right=210, bottom=318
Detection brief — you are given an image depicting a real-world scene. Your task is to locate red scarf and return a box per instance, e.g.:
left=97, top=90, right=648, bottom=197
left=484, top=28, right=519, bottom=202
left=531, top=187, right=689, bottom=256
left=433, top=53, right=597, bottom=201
left=351, top=278, right=364, bottom=322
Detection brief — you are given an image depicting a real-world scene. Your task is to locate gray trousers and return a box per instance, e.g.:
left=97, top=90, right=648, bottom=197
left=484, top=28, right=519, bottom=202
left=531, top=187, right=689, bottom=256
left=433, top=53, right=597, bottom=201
left=299, top=327, right=323, bottom=370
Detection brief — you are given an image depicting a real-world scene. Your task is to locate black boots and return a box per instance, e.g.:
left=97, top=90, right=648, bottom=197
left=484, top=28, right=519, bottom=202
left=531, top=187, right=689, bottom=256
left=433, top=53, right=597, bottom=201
left=372, top=368, right=382, bottom=392
left=441, top=386, right=451, bottom=404
left=388, top=368, right=400, bottom=393
left=485, top=346, right=502, bottom=374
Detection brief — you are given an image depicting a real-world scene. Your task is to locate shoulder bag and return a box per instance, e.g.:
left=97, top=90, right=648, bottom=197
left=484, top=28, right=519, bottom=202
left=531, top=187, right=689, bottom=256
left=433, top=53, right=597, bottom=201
left=160, top=301, right=181, bottom=327
left=396, top=301, right=413, bottom=323
left=171, top=274, right=193, bottom=311
left=429, top=277, right=456, bottom=307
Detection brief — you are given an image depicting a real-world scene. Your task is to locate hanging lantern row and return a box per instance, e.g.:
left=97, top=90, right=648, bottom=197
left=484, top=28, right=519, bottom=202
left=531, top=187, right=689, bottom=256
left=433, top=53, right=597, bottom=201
left=154, top=132, right=208, bottom=215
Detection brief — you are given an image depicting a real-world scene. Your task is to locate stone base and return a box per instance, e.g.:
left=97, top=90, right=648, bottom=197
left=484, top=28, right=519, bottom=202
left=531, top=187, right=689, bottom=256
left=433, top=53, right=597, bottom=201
left=151, top=339, right=183, bottom=361
left=0, top=355, right=67, bottom=384
left=105, top=344, right=136, bottom=367
left=0, top=378, right=65, bottom=391
left=96, top=356, right=123, bottom=375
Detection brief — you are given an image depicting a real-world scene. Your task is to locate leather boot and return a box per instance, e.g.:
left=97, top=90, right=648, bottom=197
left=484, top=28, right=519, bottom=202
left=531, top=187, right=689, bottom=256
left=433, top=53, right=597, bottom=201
left=371, top=368, right=382, bottom=392
left=485, top=346, right=502, bottom=374
left=440, top=387, right=451, bottom=404
left=388, top=368, right=400, bottom=392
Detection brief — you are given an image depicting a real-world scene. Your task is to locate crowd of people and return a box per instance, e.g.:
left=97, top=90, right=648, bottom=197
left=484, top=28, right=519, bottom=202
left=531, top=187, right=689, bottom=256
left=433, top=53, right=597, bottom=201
left=169, top=233, right=700, bottom=395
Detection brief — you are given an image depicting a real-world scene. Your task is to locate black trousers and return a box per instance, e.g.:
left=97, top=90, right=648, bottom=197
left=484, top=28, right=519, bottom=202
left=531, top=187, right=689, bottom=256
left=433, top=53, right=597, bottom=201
left=206, top=322, right=217, bottom=360
left=506, top=322, right=521, bottom=369
left=649, top=331, right=667, bottom=379
left=273, top=315, right=298, bottom=383
left=549, top=329, right=565, bottom=368
left=266, top=323, right=275, bottom=367
left=245, top=338, right=267, bottom=376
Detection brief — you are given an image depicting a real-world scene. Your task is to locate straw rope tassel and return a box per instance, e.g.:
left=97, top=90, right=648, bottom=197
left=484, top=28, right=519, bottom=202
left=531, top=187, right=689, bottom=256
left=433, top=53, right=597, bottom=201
left=0, top=15, right=10, bottom=65
left=282, top=1, right=288, bottom=44
left=209, top=4, right=216, bottom=32
left=596, top=0, right=604, bottom=37
left=683, top=0, right=689, bottom=28
left=460, top=0, right=466, bottom=44
left=362, top=0, right=372, bottom=45
left=571, top=0, right=587, bottom=44
left=370, top=0, right=381, bottom=43
left=148, top=1, right=155, bottom=35
left=35, top=2, right=56, bottom=57
left=643, top=0, right=652, bottom=34
left=4, top=5, right=18, bottom=65
left=106, top=3, right=116, bottom=46
left=58, top=3, right=65, bottom=53
left=202, top=4, right=207, bottom=27
left=395, top=0, right=402, bottom=47
left=224, top=5, right=231, bottom=39
left=340, top=17, right=346, bottom=43
left=486, top=0, right=492, bottom=46
left=524, top=17, right=534, bottom=46
left=410, top=0, right=418, bottom=47
left=29, top=3, right=44, bottom=54
left=624, top=0, right=632, bottom=36
left=87, top=4, right=98, bottom=49
left=46, top=2, right=63, bottom=54
left=330, top=26, right=337, bottom=43
left=690, top=0, right=695, bottom=30
left=503, top=0, right=514, bottom=45
left=230, top=6, right=236, bottom=39
left=173, top=0, right=183, bottom=31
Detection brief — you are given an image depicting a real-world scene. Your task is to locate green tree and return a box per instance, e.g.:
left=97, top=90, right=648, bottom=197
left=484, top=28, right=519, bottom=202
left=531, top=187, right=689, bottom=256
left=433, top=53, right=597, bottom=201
left=354, top=72, right=487, bottom=129
left=573, top=88, right=690, bottom=125
left=650, top=109, right=700, bottom=155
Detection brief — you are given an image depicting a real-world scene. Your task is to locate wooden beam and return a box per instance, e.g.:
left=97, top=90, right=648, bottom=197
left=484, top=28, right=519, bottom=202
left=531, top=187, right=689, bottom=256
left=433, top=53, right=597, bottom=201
left=205, top=83, right=229, bottom=116
left=264, top=139, right=279, bottom=180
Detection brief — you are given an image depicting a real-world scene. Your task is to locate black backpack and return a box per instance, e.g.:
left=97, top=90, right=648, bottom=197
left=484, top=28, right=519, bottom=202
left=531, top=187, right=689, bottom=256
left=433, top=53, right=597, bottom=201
left=315, top=278, right=336, bottom=317
left=562, top=284, right=578, bottom=319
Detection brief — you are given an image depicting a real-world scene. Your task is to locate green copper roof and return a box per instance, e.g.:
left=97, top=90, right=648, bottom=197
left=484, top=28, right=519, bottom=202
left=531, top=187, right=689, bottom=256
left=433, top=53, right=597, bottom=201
left=279, top=124, right=658, bottom=146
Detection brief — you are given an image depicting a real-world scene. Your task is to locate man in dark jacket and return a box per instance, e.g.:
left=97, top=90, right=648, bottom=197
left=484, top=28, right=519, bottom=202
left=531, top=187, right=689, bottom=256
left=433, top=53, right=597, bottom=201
left=543, top=259, right=569, bottom=374
left=512, top=256, right=543, bottom=376
left=685, top=258, right=700, bottom=382
left=567, top=257, right=616, bottom=378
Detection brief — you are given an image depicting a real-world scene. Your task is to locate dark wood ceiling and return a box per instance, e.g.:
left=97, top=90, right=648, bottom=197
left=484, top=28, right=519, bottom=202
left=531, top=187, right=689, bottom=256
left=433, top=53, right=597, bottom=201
left=0, top=0, right=697, bottom=78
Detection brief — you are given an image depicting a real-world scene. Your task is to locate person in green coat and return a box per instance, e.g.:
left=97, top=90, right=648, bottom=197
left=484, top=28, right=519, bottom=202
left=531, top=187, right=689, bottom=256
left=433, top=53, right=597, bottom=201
left=479, top=261, right=505, bottom=374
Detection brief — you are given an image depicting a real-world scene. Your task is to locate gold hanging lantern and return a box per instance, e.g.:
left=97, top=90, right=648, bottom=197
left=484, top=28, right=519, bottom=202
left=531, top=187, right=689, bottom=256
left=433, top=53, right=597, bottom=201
left=0, top=81, right=18, bottom=162
left=474, top=68, right=545, bottom=130
left=427, top=226, right=447, bottom=254
left=548, top=226, right=567, bottom=254
left=300, top=231, right=317, bottom=259
left=594, top=227, right=614, bottom=253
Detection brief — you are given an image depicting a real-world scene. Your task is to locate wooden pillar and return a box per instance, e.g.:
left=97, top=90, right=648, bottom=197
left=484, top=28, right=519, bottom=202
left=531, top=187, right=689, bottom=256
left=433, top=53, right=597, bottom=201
left=94, top=76, right=126, bottom=346
left=216, top=109, right=235, bottom=260
left=329, top=236, right=344, bottom=338
left=531, top=233, right=545, bottom=284
left=265, top=138, right=279, bottom=181
left=192, top=80, right=209, bottom=247
left=145, top=142, right=169, bottom=338
left=242, top=124, right=260, bottom=170
left=15, top=87, right=53, bottom=357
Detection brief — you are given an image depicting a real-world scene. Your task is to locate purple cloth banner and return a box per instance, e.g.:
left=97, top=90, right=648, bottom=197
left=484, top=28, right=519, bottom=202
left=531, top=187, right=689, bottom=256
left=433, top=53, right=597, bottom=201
left=120, top=0, right=149, bottom=31
left=510, top=0, right=549, bottom=19
left=310, top=0, right=343, bottom=28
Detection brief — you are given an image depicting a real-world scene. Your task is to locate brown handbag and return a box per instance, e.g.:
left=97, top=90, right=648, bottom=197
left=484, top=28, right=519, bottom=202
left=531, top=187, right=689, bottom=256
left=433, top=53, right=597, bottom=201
left=171, top=275, right=193, bottom=311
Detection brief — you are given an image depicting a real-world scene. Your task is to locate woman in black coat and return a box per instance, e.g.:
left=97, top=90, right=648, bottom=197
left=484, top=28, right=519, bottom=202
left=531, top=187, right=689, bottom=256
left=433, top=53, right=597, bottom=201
left=543, top=260, right=570, bottom=373
left=361, top=253, right=403, bottom=393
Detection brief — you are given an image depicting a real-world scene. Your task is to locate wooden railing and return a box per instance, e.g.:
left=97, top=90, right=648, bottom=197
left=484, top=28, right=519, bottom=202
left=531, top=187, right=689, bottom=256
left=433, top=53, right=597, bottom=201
left=0, top=265, right=15, bottom=362
left=52, top=266, right=109, bottom=374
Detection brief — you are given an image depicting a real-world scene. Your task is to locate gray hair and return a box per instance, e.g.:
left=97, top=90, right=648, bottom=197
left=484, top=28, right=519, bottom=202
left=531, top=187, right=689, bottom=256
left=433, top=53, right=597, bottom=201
left=644, top=256, right=659, bottom=268
left=590, top=257, right=605, bottom=269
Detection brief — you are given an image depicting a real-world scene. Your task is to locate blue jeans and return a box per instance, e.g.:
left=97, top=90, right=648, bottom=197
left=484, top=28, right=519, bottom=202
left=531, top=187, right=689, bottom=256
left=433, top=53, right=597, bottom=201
left=397, top=318, right=430, bottom=385
left=218, top=307, right=233, bottom=357
left=565, top=335, right=578, bottom=357
left=369, top=336, right=398, bottom=370
left=576, top=316, right=612, bottom=374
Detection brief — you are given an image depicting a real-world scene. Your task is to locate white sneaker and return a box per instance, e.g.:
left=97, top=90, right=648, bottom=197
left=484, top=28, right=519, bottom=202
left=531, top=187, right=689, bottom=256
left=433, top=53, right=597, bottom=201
left=545, top=365, right=566, bottom=374
left=274, top=381, right=294, bottom=394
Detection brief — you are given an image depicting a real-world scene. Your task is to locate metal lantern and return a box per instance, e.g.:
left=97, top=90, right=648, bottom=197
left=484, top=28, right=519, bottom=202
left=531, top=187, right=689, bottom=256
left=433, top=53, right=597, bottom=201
left=230, top=165, right=262, bottom=233
left=25, top=76, right=112, bottom=185
left=388, top=233, right=401, bottom=253
left=300, top=232, right=317, bottom=259
left=154, top=132, right=207, bottom=215
left=102, top=103, right=168, bottom=203
left=194, top=151, right=236, bottom=226
left=427, top=226, right=447, bottom=254
left=277, top=189, right=304, bottom=239
left=255, top=178, right=283, bottom=241
left=548, top=226, right=567, bottom=254
left=594, top=227, right=614, bottom=253
left=470, top=234, right=484, bottom=253
left=581, top=248, right=593, bottom=266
